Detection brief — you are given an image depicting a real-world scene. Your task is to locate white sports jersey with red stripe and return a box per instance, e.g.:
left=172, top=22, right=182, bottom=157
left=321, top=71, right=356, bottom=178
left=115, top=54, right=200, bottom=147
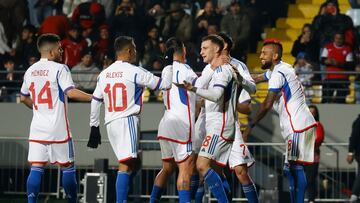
left=268, top=61, right=316, bottom=138
left=20, top=58, right=75, bottom=143
left=158, top=61, right=197, bottom=143
left=205, top=65, right=238, bottom=141
left=91, top=61, right=169, bottom=125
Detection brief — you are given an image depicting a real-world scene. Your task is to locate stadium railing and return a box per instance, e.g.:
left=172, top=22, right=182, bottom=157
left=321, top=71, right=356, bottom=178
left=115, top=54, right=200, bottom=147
left=0, top=137, right=357, bottom=202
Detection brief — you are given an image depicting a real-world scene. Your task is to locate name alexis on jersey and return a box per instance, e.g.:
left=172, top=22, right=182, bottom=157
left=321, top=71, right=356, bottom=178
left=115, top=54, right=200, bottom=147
left=31, top=70, right=49, bottom=77
left=106, top=72, right=123, bottom=78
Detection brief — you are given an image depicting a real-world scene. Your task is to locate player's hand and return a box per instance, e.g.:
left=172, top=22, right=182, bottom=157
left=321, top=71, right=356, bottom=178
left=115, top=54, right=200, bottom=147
left=87, top=126, right=101, bottom=148
left=347, top=154, right=354, bottom=164
left=173, top=81, right=197, bottom=92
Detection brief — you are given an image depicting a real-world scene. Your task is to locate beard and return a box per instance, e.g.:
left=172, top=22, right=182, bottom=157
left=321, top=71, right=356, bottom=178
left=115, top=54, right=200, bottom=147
left=261, top=60, right=272, bottom=70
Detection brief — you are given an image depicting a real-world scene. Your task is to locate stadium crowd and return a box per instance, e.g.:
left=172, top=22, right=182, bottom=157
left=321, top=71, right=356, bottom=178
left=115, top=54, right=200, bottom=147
left=0, top=0, right=359, bottom=103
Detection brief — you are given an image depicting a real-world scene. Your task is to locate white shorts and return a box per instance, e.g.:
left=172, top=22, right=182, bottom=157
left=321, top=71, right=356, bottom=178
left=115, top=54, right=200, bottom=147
left=198, top=133, right=233, bottom=166
left=106, top=116, right=139, bottom=162
left=286, top=127, right=316, bottom=164
left=28, top=139, right=75, bottom=165
left=229, top=122, right=255, bottom=169
left=159, top=139, right=193, bottom=163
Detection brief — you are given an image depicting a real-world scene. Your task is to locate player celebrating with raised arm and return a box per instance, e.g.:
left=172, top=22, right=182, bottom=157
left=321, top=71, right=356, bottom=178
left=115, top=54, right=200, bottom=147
left=87, top=36, right=173, bottom=203
left=243, top=40, right=317, bottom=203
left=149, top=37, right=197, bottom=203
left=20, top=34, right=92, bottom=203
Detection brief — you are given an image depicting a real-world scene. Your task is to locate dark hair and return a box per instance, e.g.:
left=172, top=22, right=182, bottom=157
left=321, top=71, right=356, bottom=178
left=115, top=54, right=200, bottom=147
left=217, top=32, right=233, bottom=51
left=308, top=105, right=319, bottom=121
left=334, top=30, right=345, bottom=36
left=114, top=36, right=134, bottom=54
left=37, top=34, right=61, bottom=51
left=202, top=34, right=224, bottom=53
left=164, top=37, right=184, bottom=66
left=263, top=39, right=283, bottom=59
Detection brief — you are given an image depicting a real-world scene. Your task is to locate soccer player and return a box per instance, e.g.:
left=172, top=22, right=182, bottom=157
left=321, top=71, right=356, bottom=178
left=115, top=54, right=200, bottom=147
left=243, top=39, right=317, bottom=203
left=177, top=35, right=240, bottom=203
left=88, top=36, right=173, bottom=203
left=150, top=37, right=215, bottom=203
left=217, top=33, right=259, bottom=203
left=20, top=33, right=92, bottom=203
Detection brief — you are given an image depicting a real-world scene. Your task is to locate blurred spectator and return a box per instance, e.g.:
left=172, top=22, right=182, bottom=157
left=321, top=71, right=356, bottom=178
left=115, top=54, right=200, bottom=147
left=71, top=48, right=100, bottom=92
left=93, top=24, right=109, bottom=63
left=98, top=0, right=115, bottom=19
left=102, top=54, right=113, bottom=69
left=146, top=3, right=166, bottom=28
left=220, top=0, right=251, bottom=61
left=71, top=1, right=105, bottom=40
left=61, top=23, right=88, bottom=68
left=207, top=23, right=219, bottom=35
left=349, top=0, right=360, bottom=8
left=162, top=2, right=193, bottom=42
left=305, top=105, right=325, bottom=203
left=321, top=31, right=354, bottom=103
left=34, top=0, right=64, bottom=25
left=112, top=0, right=146, bottom=57
left=291, top=24, right=320, bottom=63
left=15, top=24, right=39, bottom=69
left=0, top=22, right=14, bottom=62
left=38, top=15, right=71, bottom=39
left=294, top=52, right=314, bottom=102
left=195, top=1, right=221, bottom=44
left=347, top=114, right=360, bottom=202
left=0, top=0, right=27, bottom=43
left=0, top=57, right=20, bottom=102
left=142, top=26, right=163, bottom=69
left=312, top=0, right=355, bottom=48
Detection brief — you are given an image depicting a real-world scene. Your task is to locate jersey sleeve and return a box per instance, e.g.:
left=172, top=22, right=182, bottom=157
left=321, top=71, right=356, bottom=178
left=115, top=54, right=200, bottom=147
left=238, top=90, right=251, bottom=104
left=212, top=66, right=232, bottom=88
left=268, top=71, right=285, bottom=92
left=137, top=65, right=172, bottom=90
left=264, top=70, right=272, bottom=81
left=20, top=73, right=30, bottom=96
left=58, top=65, right=75, bottom=94
left=92, top=76, right=103, bottom=102
left=237, top=63, right=256, bottom=94
left=187, top=66, right=214, bottom=88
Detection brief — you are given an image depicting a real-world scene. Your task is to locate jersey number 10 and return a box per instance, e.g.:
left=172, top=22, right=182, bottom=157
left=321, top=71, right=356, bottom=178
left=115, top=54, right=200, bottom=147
left=104, top=83, right=127, bottom=112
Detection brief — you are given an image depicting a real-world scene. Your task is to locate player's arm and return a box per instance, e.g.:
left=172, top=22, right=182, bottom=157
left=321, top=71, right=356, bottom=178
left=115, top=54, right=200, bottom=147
left=249, top=91, right=278, bottom=127
left=237, top=89, right=252, bottom=114
left=137, top=65, right=173, bottom=90
left=238, top=65, right=256, bottom=94
left=66, top=88, right=92, bottom=101
left=20, top=95, right=33, bottom=109
left=88, top=82, right=103, bottom=148
left=186, top=67, right=214, bottom=89
left=252, top=70, right=271, bottom=84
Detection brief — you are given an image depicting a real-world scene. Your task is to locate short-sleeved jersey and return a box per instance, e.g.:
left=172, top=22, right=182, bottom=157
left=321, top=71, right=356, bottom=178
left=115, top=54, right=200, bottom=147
left=238, top=89, right=251, bottom=104
left=92, top=61, right=168, bottom=125
left=158, top=61, right=197, bottom=143
left=20, top=58, right=75, bottom=143
left=205, top=64, right=239, bottom=141
left=268, top=61, right=316, bottom=138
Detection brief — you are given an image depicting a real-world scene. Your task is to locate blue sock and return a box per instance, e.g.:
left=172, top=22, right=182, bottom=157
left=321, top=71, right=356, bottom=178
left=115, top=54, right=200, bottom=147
left=242, top=183, right=259, bottom=203
left=150, top=185, right=163, bottom=203
left=62, top=166, right=77, bottom=203
left=190, top=174, right=200, bottom=199
left=294, top=164, right=307, bottom=203
left=27, top=166, right=44, bottom=203
left=221, top=175, right=232, bottom=202
left=194, top=184, right=205, bottom=203
left=283, top=164, right=295, bottom=203
left=116, top=171, right=130, bottom=203
left=204, top=168, right=229, bottom=203
left=178, top=190, right=191, bottom=203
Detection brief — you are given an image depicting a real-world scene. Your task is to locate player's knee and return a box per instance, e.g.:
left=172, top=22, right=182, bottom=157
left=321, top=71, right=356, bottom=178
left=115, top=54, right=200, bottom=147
left=196, top=160, right=209, bottom=175
left=235, top=165, right=250, bottom=183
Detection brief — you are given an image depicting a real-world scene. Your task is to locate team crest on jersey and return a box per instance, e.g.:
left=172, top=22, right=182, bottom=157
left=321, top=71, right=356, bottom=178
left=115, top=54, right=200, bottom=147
left=201, top=148, right=206, bottom=152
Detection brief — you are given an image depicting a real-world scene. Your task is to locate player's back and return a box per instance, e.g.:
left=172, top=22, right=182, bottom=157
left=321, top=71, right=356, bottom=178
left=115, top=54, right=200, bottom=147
left=162, top=61, right=197, bottom=121
left=95, top=61, right=153, bottom=124
left=21, top=58, right=75, bottom=142
left=205, top=64, right=238, bottom=141
left=269, top=62, right=316, bottom=133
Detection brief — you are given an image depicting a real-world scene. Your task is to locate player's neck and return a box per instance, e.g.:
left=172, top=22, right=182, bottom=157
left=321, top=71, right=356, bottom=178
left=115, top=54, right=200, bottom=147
left=116, top=55, right=131, bottom=63
left=173, top=55, right=185, bottom=63
left=210, top=55, right=222, bottom=70
left=270, top=60, right=281, bottom=70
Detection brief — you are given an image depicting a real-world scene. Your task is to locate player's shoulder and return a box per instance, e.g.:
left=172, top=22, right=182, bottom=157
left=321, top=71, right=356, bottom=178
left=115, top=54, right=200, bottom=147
left=230, top=57, right=248, bottom=71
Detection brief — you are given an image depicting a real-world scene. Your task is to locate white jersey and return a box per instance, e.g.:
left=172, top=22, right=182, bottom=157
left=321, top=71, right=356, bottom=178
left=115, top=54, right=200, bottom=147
left=238, top=89, right=251, bottom=104
left=91, top=60, right=172, bottom=125
left=205, top=65, right=239, bottom=141
left=158, top=61, right=198, bottom=143
left=20, top=58, right=75, bottom=143
left=267, top=61, right=316, bottom=138
left=230, top=57, right=256, bottom=94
